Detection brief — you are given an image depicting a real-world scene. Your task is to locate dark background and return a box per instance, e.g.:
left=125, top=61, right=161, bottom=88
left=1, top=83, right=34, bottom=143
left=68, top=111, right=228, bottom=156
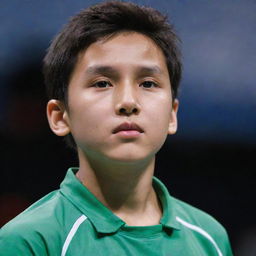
left=1, top=1, right=255, bottom=255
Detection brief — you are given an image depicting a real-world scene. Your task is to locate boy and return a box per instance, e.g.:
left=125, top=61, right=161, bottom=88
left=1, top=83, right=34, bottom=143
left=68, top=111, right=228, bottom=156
left=0, top=1, right=233, bottom=255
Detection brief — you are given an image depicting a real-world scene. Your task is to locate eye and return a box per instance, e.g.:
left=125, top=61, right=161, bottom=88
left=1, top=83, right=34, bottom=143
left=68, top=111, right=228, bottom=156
left=140, top=81, right=158, bottom=88
left=93, top=80, right=112, bottom=88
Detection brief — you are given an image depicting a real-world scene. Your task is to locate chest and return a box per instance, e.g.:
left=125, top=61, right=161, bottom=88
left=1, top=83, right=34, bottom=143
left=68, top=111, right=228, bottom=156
left=62, top=227, right=220, bottom=256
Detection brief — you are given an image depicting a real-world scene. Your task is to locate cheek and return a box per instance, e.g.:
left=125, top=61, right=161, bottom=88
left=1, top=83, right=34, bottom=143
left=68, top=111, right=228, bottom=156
left=68, top=98, right=110, bottom=139
left=147, top=97, right=172, bottom=129
left=70, top=92, right=111, bottom=119
left=142, top=98, right=172, bottom=154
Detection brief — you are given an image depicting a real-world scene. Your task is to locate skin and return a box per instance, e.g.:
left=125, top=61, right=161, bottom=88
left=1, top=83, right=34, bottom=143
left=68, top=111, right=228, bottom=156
left=47, top=32, right=178, bottom=226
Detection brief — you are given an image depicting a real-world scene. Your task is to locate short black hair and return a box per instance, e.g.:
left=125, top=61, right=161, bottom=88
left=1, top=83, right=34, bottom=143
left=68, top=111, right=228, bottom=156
left=43, top=1, right=182, bottom=149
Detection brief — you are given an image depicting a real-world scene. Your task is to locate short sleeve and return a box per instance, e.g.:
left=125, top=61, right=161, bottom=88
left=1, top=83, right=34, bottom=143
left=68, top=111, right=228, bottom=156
left=0, top=223, right=48, bottom=256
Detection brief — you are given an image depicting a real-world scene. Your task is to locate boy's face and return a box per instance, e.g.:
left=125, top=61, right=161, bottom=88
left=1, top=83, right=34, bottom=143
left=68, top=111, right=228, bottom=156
left=49, top=32, right=178, bottom=163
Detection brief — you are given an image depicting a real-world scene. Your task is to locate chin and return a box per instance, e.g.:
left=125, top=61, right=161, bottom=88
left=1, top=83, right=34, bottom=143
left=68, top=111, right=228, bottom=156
left=104, top=150, right=155, bottom=164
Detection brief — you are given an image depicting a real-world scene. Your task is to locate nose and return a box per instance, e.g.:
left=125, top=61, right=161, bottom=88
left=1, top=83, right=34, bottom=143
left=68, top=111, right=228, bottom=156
left=115, top=84, right=141, bottom=116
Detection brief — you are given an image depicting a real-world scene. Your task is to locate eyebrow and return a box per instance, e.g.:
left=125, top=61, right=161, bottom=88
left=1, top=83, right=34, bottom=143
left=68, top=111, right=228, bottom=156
left=86, top=65, right=119, bottom=77
left=85, top=65, right=163, bottom=77
left=137, top=65, right=163, bottom=75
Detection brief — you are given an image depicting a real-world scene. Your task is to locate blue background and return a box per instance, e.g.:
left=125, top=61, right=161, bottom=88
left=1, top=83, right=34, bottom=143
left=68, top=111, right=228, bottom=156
left=1, top=0, right=255, bottom=143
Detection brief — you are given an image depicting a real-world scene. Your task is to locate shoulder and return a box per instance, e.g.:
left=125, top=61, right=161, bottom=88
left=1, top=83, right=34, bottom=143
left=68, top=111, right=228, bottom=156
left=0, top=190, right=82, bottom=255
left=172, top=196, right=233, bottom=255
left=174, top=197, right=225, bottom=233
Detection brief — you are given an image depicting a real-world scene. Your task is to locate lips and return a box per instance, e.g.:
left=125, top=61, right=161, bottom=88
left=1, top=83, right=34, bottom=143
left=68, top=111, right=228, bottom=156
left=113, top=122, right=144, bottom=134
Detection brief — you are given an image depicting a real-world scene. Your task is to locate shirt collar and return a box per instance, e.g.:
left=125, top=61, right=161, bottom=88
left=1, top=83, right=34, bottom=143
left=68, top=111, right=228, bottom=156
left=60, top=168, right=125, bottom=234
left=153, top=177, right=181, bottom=230
left=60, top=168, right=180, bottom=234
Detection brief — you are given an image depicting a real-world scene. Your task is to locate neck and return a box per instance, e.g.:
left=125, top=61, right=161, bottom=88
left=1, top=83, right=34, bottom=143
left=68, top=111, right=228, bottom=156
left=76, top=149, right=162, bottom=226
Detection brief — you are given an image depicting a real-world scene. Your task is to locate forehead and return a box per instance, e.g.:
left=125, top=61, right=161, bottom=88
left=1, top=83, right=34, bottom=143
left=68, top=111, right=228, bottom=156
left=76, top=32, right=168, bottom=74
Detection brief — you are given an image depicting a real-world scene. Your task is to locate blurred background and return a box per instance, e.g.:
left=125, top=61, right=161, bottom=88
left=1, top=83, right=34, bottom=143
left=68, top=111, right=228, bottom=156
left=0, top=0, right=255, bottom=255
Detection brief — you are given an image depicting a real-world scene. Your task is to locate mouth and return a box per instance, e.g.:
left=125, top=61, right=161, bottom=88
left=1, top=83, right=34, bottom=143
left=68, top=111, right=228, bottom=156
left=112, top=122, right=144, bottom=134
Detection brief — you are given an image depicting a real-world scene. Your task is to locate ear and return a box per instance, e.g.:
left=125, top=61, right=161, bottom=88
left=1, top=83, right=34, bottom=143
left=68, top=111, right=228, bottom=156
left=46, top=100, right=70, bottom=136
left=168, top=99, right=179, bottom=135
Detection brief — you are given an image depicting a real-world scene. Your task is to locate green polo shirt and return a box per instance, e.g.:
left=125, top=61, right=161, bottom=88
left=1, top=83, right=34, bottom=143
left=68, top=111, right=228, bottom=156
left=0, top=168, right=233, bottom=256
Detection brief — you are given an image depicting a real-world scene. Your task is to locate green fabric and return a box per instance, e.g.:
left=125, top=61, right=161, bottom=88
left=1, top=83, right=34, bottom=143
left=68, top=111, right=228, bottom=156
left=0, top=168, right=233, bottom=256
